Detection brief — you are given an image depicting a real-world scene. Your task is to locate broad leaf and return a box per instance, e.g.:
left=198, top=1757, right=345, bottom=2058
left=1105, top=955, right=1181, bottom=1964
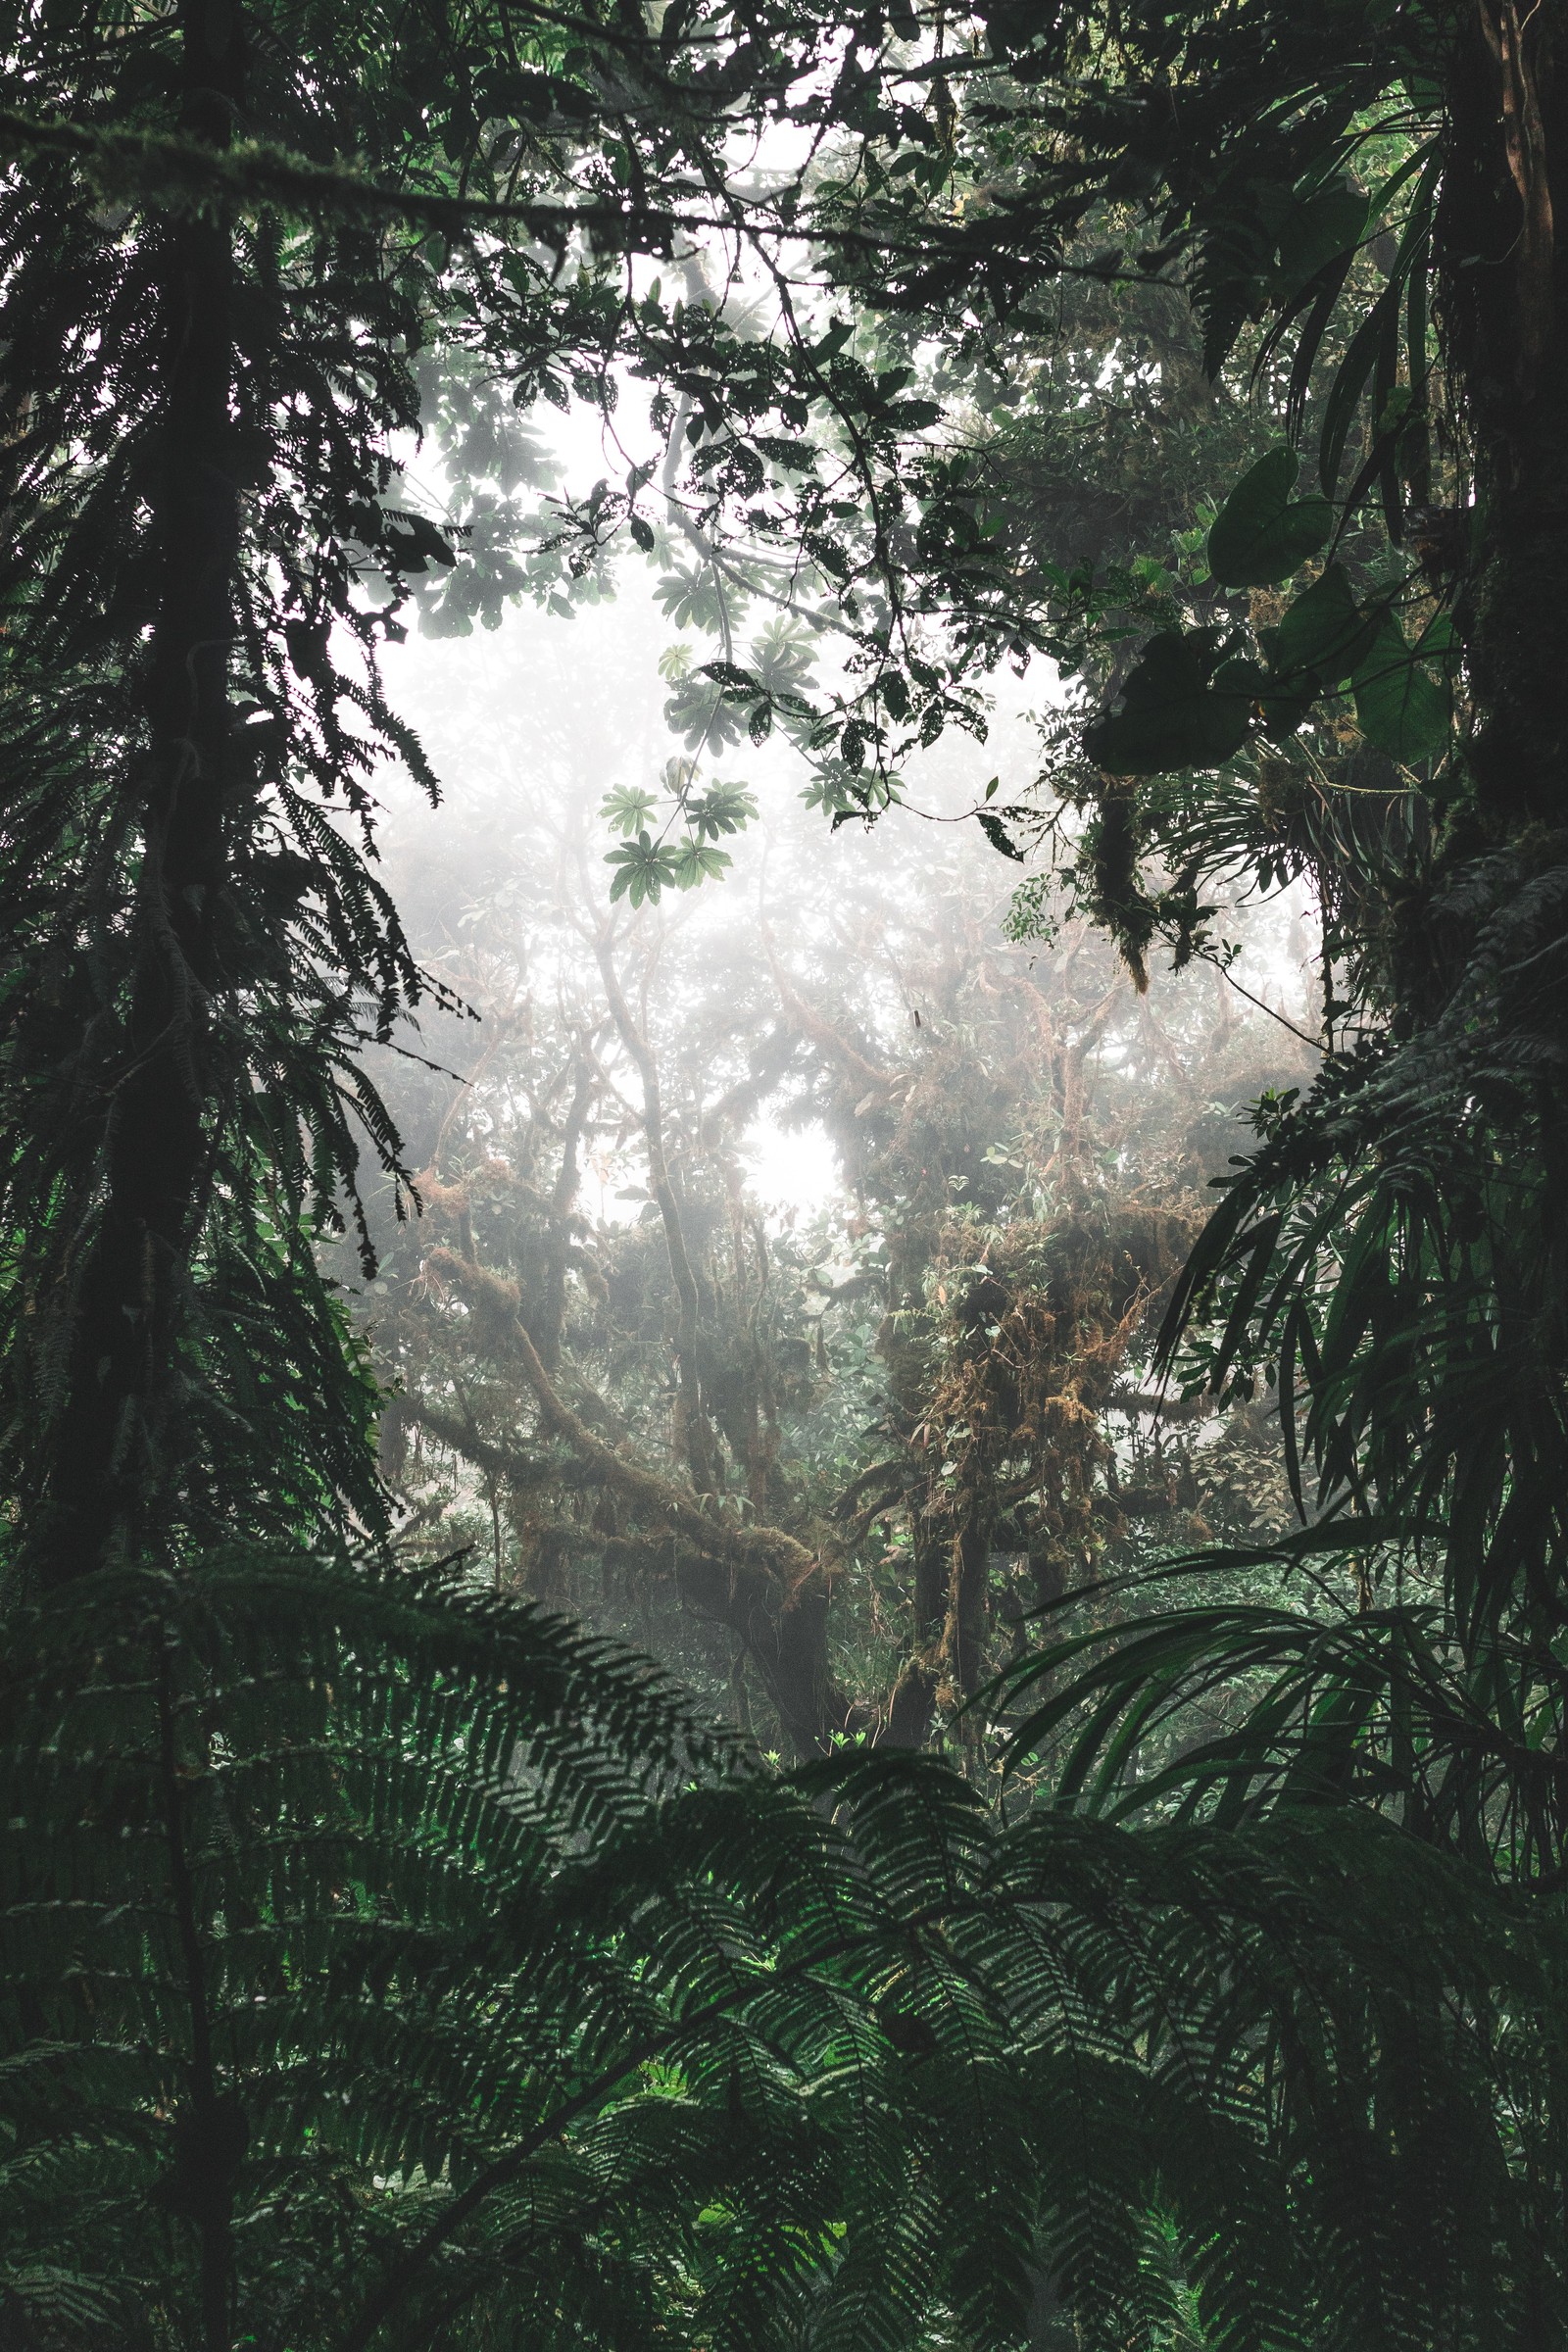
left=1274, top=180, right=1369, bottom=298
left=601, top=785, right=660, bottom=838
left=1085, top=631, right=1258, bottom=774
left=1207, top=449, right=1333, bottom=588
left=1265, top=562, right=1379, bottom=689
left=669, top=839, right=733, bottom=887
left=1351, top=613, right=1450, bottom=762
left=977, top=808, right=1025, bottom=860
left=607, top=830, right=679, bottom=906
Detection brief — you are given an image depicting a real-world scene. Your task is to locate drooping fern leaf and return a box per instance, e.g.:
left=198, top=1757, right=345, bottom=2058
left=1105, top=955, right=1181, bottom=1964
left=2, top=1551, right=1559, bottom=2350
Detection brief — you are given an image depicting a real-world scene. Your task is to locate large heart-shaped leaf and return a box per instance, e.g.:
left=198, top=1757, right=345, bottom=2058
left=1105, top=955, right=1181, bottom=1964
left=1267, top=562, right=1379, bottom=687
left=1084, top=631, right=1257, bottom=775
left=1274, top=181, right=1369, bottom=298
left=1207, top=448, right=1333, bottom=588
left=1351, top=613, right=1450, bottom=763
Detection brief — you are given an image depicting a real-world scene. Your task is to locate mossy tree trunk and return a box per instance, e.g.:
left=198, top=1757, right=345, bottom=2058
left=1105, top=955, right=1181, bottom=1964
left=1444, top=2, right=1568, bottom=837
left=46, top=0, right=244, bottom=1576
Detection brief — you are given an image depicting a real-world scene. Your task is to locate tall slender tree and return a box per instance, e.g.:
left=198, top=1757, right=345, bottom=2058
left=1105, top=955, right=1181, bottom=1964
left=0, top=0, right=435, bottom=1577
left=0, top=0, right=1053, bottom=1583
left=48, top=0, right=248, bottom=1568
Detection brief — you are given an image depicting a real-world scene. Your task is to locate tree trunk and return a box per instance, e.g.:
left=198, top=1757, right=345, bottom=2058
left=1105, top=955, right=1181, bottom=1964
left=596, top=934, right=720, bottom=1496
left=43, top=0, right=243, bottom=1575
left=1443, top=1, right=1568, bottom=835
left=878, top=1535, right=947, bottom=1748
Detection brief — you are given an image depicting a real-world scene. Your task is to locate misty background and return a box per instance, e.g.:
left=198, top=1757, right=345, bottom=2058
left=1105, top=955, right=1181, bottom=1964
left=345, top=560, right=1317, bottom=1754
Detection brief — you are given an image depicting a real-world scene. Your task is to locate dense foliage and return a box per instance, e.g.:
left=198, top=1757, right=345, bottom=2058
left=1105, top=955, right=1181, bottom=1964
left=11, top=1547, right=1566, bottom=2352
left=4, top=0, right=1568, bottom=2344
left=358, top=605, right=1308, bottom=1759
left=859, top=1, right=1568, bottom=1887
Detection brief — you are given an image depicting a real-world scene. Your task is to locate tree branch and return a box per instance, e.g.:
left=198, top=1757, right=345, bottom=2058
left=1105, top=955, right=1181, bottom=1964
left=417, top=1248, right=853, bottom=1753
left=595, top=932, right=719, bottom=1495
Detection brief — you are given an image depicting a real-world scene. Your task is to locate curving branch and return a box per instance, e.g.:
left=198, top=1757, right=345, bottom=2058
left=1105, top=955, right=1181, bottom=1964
left=417, top=1248, right=855, bottom=1754
left=595, top=931, right=720, bottom=1495
left=760, top=915, right=903, bottom=1101
left=539, top=1051, right=597, bottom=1374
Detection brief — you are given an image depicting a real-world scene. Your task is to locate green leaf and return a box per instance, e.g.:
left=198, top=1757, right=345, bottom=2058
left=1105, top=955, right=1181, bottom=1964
left=1351, top=613, right=1450, bottom=763
left=699, top=661, right=762, bottom=694
left=1084, top=631, right=1257, bottom=775
left=606, top=831, right=679, bottom=906
left=1266, top=562, right=1379, bottom=690
left=600, top=785, right=660, bottom=838
left=1415, top=609, right=1463, bottom=677
left=977, top=808, right=1025, bottom=861
left=1207, top=449, right=1332, bottom=588
left=1273, top=181, right=1369, bottom=298
left=669, top=839, right=733, bottom=888
left=686, top=781, right=757, bottom=840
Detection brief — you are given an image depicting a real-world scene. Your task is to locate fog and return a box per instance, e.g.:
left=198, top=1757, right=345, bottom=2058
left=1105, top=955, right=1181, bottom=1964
left=351, top=557, right=1318, bottom=1747
left=375, top=571, right=1316, bottom=1168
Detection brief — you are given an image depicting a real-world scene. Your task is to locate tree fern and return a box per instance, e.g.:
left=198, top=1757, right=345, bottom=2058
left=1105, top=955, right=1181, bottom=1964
left=2, top=1552, right=1559, bottom=2351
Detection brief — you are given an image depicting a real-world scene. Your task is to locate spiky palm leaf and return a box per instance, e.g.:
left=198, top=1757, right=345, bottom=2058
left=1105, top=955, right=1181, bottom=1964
left=997, top=842, right=1568, bottom=1879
